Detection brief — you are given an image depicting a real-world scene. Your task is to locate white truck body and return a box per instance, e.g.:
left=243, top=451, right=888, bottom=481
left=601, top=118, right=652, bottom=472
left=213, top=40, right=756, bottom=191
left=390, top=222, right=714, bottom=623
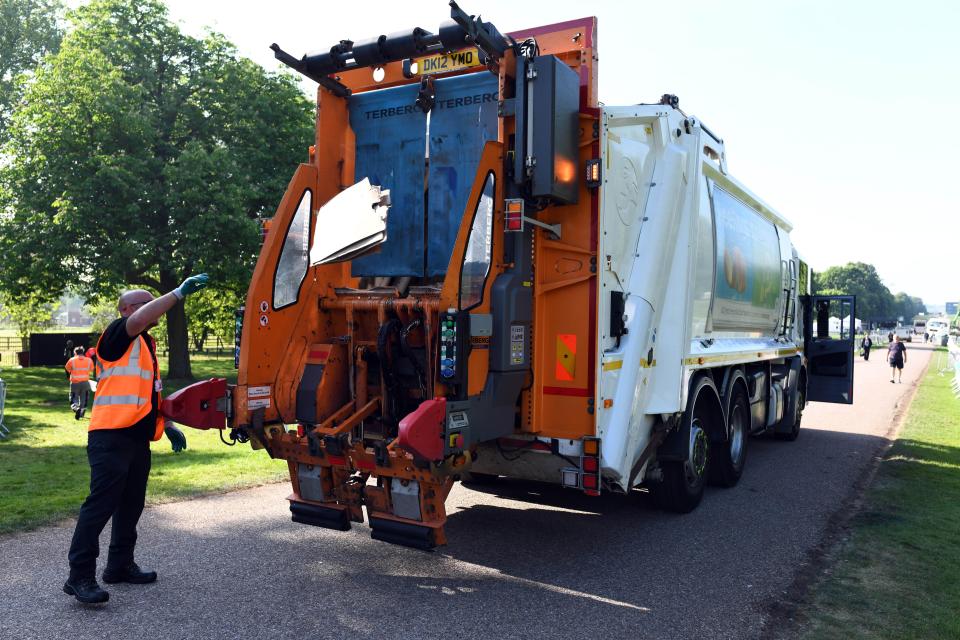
left=472, top=103, right=854, bottom=496
left=593, top=105, right=810, bottom=489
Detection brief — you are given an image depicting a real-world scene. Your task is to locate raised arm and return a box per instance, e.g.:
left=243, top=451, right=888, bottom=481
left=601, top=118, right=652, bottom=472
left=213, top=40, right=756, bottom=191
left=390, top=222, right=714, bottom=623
left=124, top=274, right=209, bottom=337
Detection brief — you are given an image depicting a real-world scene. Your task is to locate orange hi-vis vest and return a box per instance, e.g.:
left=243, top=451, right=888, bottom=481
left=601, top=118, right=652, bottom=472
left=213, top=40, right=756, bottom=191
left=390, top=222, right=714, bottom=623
left=65, top=356, right=94, bottom=383
left=89, top=333, right=164, bottom=440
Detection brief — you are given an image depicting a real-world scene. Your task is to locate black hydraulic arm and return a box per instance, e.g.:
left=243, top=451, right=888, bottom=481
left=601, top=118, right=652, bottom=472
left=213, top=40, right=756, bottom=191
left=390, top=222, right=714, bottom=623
left=270, top=1, right=509, bottom=93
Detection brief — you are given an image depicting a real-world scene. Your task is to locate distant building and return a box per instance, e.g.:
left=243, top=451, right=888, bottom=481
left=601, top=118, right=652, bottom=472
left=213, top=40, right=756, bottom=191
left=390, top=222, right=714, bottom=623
left=947, top=301, right=958, bottom=316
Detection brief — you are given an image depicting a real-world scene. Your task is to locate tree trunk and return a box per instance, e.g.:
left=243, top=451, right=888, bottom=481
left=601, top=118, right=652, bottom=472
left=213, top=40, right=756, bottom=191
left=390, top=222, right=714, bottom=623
left=165, top=300, right=192, bottom=379
left=160, top=271, right=192, bottom=379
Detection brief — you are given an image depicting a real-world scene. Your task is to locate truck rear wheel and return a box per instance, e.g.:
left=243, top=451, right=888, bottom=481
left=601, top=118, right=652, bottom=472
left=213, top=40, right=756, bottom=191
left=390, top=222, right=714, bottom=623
left=653, top=387, right=713, bottom=513
left=775, top=381, right=804, bottom=442
left=710, top=386, right=749, bottom=487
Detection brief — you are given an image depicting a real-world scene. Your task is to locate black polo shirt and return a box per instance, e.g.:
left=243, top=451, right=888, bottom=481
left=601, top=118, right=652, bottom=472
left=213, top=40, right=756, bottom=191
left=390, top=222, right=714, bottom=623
left=89, top=317, right=159, bottom=443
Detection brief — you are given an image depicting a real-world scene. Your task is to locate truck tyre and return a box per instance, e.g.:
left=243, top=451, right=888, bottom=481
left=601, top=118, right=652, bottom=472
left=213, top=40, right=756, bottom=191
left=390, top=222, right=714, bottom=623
left=652, top=380, right=714, bottom=513
left=710, top=385, right=749, bottom=487
left=775, top=379, right=805, bottom=442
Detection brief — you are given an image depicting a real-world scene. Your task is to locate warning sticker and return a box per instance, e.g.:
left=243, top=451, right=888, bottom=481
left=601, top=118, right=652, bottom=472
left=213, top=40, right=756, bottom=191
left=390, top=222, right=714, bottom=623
left=248, top=386, right=271, bottom=398
left=510, top=325, right=525, bottom=365
left=248, top=398, right=271, bottom=410
left=555, top=334, right=577, bottom=381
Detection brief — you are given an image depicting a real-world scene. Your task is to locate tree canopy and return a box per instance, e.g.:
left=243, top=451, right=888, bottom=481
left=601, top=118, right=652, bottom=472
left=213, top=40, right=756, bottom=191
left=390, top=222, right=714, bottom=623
left=814, top=262, right=925, bottom=322
left=0, top=0, right=314, bottom=377
left=0, top=0, right=63, bottom=139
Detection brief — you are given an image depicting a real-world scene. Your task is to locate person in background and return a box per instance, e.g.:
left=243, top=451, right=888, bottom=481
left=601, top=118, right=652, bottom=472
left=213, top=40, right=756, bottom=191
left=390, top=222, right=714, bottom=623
left=887, top=334, right=907, bottom=383
left=63, top=274, right=208, bottom=605
left=860, top=333, right=873, bottom=361
left=65, top=346, right=94, bottom=419
left=63, top=339, right=75, bottom=403
left=85, top=346, right=101, bottom=381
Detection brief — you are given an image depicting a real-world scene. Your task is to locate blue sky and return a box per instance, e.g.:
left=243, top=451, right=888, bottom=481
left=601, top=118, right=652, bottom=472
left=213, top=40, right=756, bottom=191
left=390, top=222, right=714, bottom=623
left=154, top=0, right=960, bottom=310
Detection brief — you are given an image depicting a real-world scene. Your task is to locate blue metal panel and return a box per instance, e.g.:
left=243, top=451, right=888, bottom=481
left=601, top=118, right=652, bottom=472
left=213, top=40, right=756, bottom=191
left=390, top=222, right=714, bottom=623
left=349, top=84, right=427, bottom=277
left=426, top=73, right=499, bottom=276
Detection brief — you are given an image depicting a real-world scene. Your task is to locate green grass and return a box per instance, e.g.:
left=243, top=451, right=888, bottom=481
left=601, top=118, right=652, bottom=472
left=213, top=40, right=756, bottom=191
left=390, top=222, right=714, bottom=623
left=800, top=348, right=960, bottom=639
left=0, top=354, right=288, bottom=534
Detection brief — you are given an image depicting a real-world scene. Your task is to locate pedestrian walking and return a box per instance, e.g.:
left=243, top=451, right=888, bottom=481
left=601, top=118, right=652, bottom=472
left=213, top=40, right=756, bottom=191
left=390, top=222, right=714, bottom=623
left=65, top=346, right=94, bottom=419
left=860, top=334, right=873, bottom=361
left=63, top=274, right=209, bottom=605
left=887, top=334, right=907, bottom=383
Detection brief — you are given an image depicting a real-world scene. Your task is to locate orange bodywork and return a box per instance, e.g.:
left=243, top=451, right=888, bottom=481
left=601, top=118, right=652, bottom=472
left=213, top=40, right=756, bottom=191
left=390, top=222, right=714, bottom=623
left=232, top=16, right=600, bottom=546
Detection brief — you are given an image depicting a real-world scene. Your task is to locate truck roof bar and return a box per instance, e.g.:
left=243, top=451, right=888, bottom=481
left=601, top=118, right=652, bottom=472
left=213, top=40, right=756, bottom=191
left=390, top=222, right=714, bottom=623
left=270, top=1, right=509, bottom=96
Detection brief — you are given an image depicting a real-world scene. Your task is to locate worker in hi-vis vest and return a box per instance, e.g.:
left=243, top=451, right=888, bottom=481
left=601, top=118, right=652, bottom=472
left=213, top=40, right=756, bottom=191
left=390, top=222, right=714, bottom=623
left=65, top=346, right=94, bottom=420
left=64, top=274, right=209, bottom=604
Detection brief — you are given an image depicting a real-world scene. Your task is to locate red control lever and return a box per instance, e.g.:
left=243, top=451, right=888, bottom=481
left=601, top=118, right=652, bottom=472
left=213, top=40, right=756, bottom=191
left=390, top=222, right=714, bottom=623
left=397, top=397, right=446, bottom=462
left=161, top=378, right=228, bottom=430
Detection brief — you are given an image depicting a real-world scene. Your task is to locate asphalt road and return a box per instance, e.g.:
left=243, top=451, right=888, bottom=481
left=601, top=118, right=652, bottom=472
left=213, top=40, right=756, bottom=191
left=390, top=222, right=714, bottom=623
left=0, top=344, right=935, bottom=640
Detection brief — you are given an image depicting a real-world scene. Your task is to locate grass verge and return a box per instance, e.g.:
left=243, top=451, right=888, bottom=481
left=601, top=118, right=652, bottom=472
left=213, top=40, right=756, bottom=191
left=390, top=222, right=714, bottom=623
left=0, top=354, right=287, bottom=535
left=800, top=348, right=960, bottom=639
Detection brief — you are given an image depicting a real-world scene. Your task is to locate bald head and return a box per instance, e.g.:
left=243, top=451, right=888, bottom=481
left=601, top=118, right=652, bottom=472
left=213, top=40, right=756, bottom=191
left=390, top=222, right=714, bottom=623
left=118, top=289, right=155, bottom=318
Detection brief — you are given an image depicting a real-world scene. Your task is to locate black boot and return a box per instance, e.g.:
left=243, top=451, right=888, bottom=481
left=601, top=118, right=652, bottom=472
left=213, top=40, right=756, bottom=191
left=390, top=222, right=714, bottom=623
left=63, top=577, right=109, bottom=603
left=102, top=562, right=157, bottom=584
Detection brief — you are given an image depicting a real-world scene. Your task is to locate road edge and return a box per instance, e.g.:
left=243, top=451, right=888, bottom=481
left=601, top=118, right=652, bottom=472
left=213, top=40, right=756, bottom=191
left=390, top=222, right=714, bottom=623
left=756, top=352, right=931, bottom=640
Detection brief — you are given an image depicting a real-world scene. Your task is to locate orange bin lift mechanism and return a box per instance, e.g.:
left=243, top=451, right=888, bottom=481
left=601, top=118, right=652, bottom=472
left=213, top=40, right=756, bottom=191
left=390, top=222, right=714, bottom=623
left=221, top=9, right=601, bottom=548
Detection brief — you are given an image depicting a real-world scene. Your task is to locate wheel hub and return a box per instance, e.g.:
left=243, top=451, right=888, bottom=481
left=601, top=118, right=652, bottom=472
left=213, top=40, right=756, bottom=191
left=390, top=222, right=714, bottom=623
left=684, top=420, right=708, bottom=484
left=729, top=404, right=744, bottom=464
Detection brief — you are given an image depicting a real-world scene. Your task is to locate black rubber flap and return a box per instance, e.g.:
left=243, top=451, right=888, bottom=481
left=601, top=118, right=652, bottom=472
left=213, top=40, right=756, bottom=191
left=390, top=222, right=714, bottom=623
left=290, top=501, right=351, bottom=531
left=369, top=517, right=436, bottom=550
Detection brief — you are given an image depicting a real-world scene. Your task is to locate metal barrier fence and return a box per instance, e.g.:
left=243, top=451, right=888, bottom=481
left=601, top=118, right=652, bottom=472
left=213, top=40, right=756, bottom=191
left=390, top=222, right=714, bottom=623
left=0, top=336, right=27, bottom=368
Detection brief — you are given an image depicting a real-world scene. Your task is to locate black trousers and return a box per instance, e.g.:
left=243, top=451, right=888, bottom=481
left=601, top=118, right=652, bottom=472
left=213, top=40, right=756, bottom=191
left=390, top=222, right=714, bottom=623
left=67, top=432, right=151, bottom=580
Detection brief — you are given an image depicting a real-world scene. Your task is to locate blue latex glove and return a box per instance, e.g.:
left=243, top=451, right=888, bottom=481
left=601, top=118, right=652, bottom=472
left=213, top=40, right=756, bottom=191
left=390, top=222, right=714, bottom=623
left=165, top=422, right=188, bottom=452
left=174, top=273, right=210, bottom=299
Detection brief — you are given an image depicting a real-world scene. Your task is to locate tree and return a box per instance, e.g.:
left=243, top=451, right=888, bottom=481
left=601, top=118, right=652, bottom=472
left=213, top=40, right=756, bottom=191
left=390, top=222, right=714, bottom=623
left=0, top=0, right=314, bottom=378
left=186, top=288, right=240, bottom=351
left=891, top=292, right=925, bottom=321
left=814, top=262, right=894, bottom=321
left=0, top=0, right=63, bottom=140
left=0, top=291, right=53, bottom=339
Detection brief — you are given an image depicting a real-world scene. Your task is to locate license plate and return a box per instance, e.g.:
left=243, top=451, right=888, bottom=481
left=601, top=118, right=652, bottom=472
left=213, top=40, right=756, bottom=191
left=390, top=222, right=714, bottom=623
left=416, top=50, right=483, bottom=75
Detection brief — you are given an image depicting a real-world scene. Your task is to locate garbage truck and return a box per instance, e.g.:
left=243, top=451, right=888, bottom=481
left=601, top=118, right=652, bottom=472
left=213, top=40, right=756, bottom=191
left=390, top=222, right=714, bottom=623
left=163, top=2, right=857, bottom=549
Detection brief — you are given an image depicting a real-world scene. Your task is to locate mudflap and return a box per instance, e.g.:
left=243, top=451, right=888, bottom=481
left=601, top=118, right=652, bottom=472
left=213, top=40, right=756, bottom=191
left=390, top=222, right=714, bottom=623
left=289, top=500, right=351, bottom=532
left=369, top=516, right=437, bottom=550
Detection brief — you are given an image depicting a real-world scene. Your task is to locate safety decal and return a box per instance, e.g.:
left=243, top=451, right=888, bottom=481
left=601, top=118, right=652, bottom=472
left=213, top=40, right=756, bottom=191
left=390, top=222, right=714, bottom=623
left=555, top=334, right=577, bottom=381
left=248, top=386, right=270, bottom=398
left=259, top=300, right=269, bottom=313
left=248, top=398, right=271, bottom=410
left=510, top=325, right=525, bottom=365
left=259, top=314, right=269, bottom=327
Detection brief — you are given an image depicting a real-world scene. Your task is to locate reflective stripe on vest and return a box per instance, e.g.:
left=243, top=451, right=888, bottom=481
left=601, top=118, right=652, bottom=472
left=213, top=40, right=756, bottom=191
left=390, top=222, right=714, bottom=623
left=88, top=333, right=164, bottom=440
left=67, top=357, right=93, bottom=382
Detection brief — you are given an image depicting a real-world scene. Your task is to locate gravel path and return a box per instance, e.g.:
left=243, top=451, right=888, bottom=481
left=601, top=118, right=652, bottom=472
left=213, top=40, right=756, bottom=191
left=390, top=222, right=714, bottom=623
left=0, top=345, right=933, bottom=640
